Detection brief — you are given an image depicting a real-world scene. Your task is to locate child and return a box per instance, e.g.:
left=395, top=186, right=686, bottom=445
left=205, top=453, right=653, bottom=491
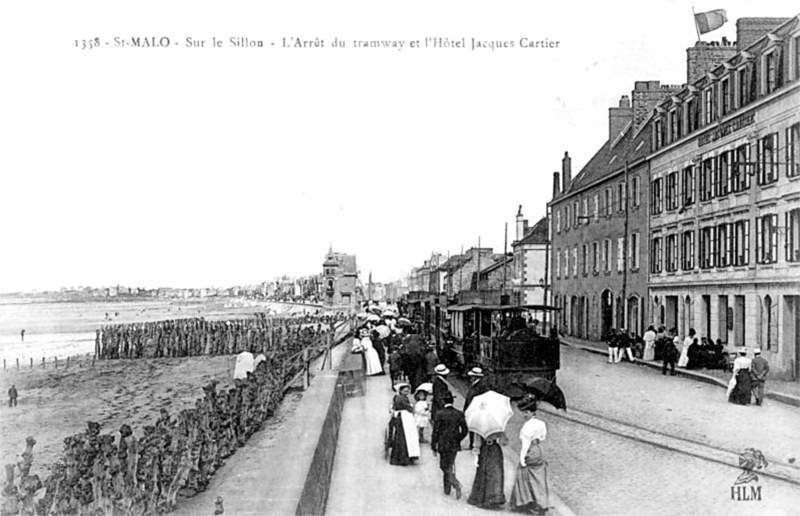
left=413, top=390, right=431, bottom=443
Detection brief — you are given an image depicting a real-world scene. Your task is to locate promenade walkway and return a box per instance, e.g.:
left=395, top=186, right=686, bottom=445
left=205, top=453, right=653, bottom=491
left=327, top=374, right=574, bottom=516
left=560, top=334, right=800, bottom=407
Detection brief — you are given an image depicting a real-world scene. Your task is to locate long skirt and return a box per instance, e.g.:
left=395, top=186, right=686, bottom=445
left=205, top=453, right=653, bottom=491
left=388, top=411, right=420, bottom=465
left=468, top=441, right=506, bottom=508
left=728, top=369, right=753, bottom=405
left=643, top=341, right=655, bottom=361
left=364, top=344, right=383, bottom=376
left=510, top=442, right=549, bottom=510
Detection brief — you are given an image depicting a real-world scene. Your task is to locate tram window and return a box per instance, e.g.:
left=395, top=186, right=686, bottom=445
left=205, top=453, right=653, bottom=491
left=481, top=312, right=493, bottom=337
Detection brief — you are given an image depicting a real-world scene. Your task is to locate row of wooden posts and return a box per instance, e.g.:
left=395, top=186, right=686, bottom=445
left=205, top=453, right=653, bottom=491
left=2, top=354, right=97, bottom=371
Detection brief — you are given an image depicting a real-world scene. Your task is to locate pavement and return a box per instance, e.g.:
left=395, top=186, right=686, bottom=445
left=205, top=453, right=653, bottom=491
left=326, top=373, right=575, bottom=516
left=559, top=334, right=800, bottom=407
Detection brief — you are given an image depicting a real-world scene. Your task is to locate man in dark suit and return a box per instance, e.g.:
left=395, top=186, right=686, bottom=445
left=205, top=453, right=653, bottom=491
left=431, top=364, right=452, bottom=426
left=431, top=391, right=469, bottom=499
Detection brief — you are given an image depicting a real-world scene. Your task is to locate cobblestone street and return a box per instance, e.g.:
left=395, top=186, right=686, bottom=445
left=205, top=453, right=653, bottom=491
left=533, top=345, right=800, bottom=515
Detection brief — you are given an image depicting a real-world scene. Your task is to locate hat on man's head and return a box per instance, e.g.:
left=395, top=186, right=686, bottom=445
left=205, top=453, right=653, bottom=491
left=467, top=367, right=484, bottom=377
left=754, top=348, right=762, bottom=355
left=434, top=364, right=450, bottom=376
left=737, top=348, right=748, bottom=355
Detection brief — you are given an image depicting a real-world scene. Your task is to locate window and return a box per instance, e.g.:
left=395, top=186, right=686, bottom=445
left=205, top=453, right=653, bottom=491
left=788, top=123, right=800, bottom=178
left=573, top=247, right=578, bottom=277
left=666, top=234, right=678, bottom=272
left=555, top=248, right=560, bottom=278
left=681, top=230, right=695, bottom=270
left=631, top=177, right=640, bottom=207
left=721, top=77, right=730, bottom=116
left=700, top=157, right=715, bottom=201
left=787, top=209, right=800, bottom=262
left=732, top=220, right=750, bottom=266
left=617, top=182, right=626, bottom=212
left=704, top=87, right=715, bottom=125
left=593, top=194, right=599, bottom=220
left=687, top=97, right=698, bottom=133
left=592, top=242, right=599, bottom=273
left=765, top=51, right=777, bottom=94
left=666, top=172, right=679, bottom=211
left=737, top=67, right=748, bottom=108
left=758, top=133, right=779, bottom=185
left=650, top=178, right=663, bottom=215
left=564, top=249, right=570, bottom=277
left=582, top=198, right=588, bottom=219
left=605, top=189, right=612, bottom=216
left=603, top=239, right=611, bottom=272
left=582, top=244, right=589, bottom=275
left=699, top=226, right=717, bottom=269
left=756, top=214, right=778, bottom=264
left=565, top=206, right=570, bottom=229
left=556, top=210, right=561, bottom=233
left=716, top=150, right=731, bottom=198
left=617, top=237, right=624, bottom=272
left=655, top=118, right=663, bottom=148
left=629, top=232, right=640, bottom=270
left=732, top=144, right=751, bottom=192
left=670, top=109, right=678, bottom=142
left=795, top=36, right=800, bottom=82
left=651, top=236, right=663, bottom=273
left=682, top=165, right=695, bottom=206
left=716, top=223, right=732, bottom=267
left=573, top=201, right=579, bottom=227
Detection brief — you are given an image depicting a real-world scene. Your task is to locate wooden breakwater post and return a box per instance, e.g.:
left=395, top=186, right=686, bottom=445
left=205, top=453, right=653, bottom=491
left=16, top=359, right=19, bottom=370
left=42, top=357, right=45, bottom=369
left=30, top=358, right=33, bottom=369
left=303, top=348, right=310, bottom=389
left=54, top=357, right=58, bottom=369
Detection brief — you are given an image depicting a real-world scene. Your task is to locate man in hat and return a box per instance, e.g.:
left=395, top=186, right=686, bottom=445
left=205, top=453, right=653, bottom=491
left=431, top=364, right=452, bottom=433
left=464, top=366, right=491, bottom=449
left=750, top=349, right=770, bottom=406
left=432, top=391, right=468, bottom=499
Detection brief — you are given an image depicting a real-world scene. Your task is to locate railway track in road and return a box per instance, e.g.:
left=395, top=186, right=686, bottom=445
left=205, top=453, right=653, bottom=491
left=540, top=405, right=800, bottom=487
left=449, top=378, right=800, bottom=488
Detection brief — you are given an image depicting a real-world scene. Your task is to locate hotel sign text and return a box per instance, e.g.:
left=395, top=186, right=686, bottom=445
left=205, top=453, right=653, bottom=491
left=698, top=112, right=756, bottom=147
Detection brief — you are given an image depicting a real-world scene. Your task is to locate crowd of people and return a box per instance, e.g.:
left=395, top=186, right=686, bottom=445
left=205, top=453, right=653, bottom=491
left=350, top=304, right=551, bottom=514
left=97, top=313, right=345, bottom=359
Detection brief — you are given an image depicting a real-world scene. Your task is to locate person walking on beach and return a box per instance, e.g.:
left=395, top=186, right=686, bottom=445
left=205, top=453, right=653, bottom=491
left=8, top=385, right=18, bottom=407
left=431, top=391, right=468, bottom=500
left=751, top=349, right=770, bottom=406
left=20, top=329, right=25, bottom=343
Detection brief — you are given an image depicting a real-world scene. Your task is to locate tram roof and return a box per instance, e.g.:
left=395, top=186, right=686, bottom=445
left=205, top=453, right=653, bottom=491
left=447, top=304, right=559, bottom=312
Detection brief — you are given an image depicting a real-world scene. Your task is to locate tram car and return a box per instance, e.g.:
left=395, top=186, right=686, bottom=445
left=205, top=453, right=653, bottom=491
left=441, top=303, right=561, bottom=392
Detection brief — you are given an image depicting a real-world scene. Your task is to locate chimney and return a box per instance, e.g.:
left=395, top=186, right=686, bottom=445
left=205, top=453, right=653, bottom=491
left=686, top=42, right=737, bottom=84
left=516, top=206, right=525, bottom=241
left=631, top=81, right=682, bottom=131
left=736, top=18, right=790, bottom=50
left=609, top=95, right=632, bottom=141
left=553, top=171, right=561, bottom=198
left=561, top=152, right=572, bottom=193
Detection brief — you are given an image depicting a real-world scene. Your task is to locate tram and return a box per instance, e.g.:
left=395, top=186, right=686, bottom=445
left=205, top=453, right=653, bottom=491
left=440, top=303, right=561, bottom=391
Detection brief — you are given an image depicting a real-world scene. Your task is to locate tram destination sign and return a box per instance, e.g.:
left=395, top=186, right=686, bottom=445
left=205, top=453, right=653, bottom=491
left=698, top=112, right=755, bottom=147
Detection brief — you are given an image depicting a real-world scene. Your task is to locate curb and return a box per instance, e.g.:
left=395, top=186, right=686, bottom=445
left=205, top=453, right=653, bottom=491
left=560, top=337, right=800, bottom=408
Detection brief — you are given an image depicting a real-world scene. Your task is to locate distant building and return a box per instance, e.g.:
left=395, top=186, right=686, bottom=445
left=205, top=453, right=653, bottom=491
left=511, top=207, right=549, bottom=306
left=322, top=246, right=359, bottom=307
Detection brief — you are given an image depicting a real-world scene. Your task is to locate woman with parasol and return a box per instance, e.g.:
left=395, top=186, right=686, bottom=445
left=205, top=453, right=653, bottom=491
left=510, top=396, right=550, bottom=515
left=465, top=390, right=512, bottom=509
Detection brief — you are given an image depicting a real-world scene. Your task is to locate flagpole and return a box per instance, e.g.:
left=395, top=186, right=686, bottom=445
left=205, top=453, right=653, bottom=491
left=692, top=6, right=702, bottom=42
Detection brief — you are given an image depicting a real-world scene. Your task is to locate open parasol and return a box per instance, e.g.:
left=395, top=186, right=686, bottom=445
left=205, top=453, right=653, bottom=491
left=464, top=390, right=514, bottom=438
left=366, top=313, right=381, bottom=322
left=382, top=310, right=397, bottom=318
left=523, top=377, right=567, bottom=411
left=374, top=325, right=391, bottom=339
left=397, top=317, right=412, bottom=327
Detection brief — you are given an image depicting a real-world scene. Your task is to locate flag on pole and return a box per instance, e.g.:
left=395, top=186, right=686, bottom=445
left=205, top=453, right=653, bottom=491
left=694, top=9, right=728, bottom=35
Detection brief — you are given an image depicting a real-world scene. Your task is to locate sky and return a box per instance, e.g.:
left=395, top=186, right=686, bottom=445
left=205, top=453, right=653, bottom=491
left=0, top=0, right=796, bottom=292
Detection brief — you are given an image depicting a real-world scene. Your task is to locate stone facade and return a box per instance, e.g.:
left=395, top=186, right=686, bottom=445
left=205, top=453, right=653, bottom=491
left=322, top=248, right=358, bottom=308
left=649, top=16, right=800, bottom=380
left=511, top=210, right=548, bottom=306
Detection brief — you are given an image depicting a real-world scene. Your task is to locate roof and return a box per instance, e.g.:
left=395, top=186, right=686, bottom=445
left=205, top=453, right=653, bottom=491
left=555, top=119, right=652, bottom=202
left=517, top=217, right=548, bottom=245
left=448, top=304, right=560, bottom=312
left=478, top=255, right=513, bottom=278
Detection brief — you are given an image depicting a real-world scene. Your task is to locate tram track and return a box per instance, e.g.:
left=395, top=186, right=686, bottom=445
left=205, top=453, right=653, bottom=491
left=449, top=378, right=800, bottom=487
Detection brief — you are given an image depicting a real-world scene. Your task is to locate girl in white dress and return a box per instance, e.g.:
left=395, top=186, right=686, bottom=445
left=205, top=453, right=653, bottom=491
left=361, top=330, right=384, bottom=376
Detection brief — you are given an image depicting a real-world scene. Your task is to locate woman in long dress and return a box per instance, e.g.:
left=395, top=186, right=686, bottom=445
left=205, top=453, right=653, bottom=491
left=387, top=383, right=421, bottom=465
left=361, top=330, right=384, bottom=376
left=728, top=366, right=753, bottom=405
left=677, top=329, right=695, bottom=368
left=510, top=397, right=550, bottom=515
left=642, top=326, right=657, bottom=361
left=468, top=431, right=506, bottom=509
